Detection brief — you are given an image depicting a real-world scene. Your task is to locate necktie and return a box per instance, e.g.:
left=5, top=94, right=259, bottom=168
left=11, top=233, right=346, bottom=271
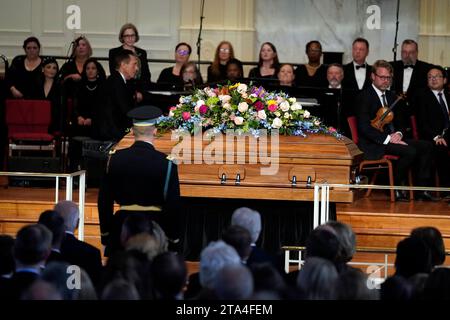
left=381, top=94, right=388, bottom=107
left=355, top=64, right=365, bottom=70
left=404, top=64, right=415, bottom=69
left=438, top=92, right=450, bottom=129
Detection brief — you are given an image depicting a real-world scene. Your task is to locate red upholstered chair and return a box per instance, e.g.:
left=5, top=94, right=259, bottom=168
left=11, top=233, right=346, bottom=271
left=347, top=116, right=413, bottom=202
left=6, top=99, right=56, bottom=157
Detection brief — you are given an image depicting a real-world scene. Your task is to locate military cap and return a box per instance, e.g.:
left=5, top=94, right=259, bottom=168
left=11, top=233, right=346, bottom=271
left=127, top=105, right=162, bottom=126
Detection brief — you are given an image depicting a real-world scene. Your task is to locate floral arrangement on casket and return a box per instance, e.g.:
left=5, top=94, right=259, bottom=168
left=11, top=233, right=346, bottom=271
left=156, top=83, right=341, bottom=138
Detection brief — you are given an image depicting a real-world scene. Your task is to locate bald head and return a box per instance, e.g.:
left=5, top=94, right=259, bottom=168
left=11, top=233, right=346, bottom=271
left=54, top=201, right=79, bottom=232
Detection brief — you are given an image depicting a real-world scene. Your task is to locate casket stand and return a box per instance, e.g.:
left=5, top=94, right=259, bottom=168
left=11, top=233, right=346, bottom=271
left=115, top=131, right=363, bottom=260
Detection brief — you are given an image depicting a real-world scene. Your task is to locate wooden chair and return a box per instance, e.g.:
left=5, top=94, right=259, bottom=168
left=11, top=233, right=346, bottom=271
left=347, top=116, right=413, bottom=202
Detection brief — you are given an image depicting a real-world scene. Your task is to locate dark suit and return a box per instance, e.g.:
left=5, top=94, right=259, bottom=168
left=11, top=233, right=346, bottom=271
left=108, top=46, right=151, bottom=92
left=93, top=71, right=135, bottom=141
left=98, top=141, right=181, bottom=253
left=415, top=88, right=450, bottom=187
left=342, top=62, right=372, bottom=91
left=1, top=271, right=39, bottom=300
left=60, top=233, right=102, bottom=287
left=355, top=85, right=433, bottom=186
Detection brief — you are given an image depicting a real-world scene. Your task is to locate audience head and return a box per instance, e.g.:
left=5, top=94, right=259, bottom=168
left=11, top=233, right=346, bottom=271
left=371, top=60, right=393, bottom=92
left=23, top=36, right=41, bottom=58
left=174, top=42, right=191, bottom=64
left=335, top=268, right=378, bottom=300
left=380, top=275, right=413, bottom=300
left=305, top=40, right=322, bottom=64
left=426, top=66, right=447, bottom=92
left=0, top=235, right=15, bottom=276
left=278, top=64, right=296, bottom=86
left=325, top=221, right=356, bottom=264
left=120, top=213, right=154, bottom=247
left=71, top=35, right=93, bottom=60
left=14, top=224, right=52, bottom=267
left=401, top=39, right=419, bottom=65
left=199, top=240, right=241, bottom=289
left=54, top=200, right=79, bottom=233
left=258, top=42, right=280, bottom=69
left=215, top=41, right=234, bottom=64
left=42, top=57, right=59, bottom=79
left=352, top=37, right=369, bottom=64
left=296, top=257, right=338, bottom=300
left=423, top=267, right=450, bottom=300
left=101, top=278, right=140, bottom=300
left=38, top=210, right=65, bottom=249
left=114, top=49, right=139, bottom=79
left=395, top=236, right=432, bottom=279
left=119, top=23, right=140, bottom=45
left=180, top=61, right=201, bottom=85
left=231, top=207, right=262, bottom=244
left=82, top=57, right=106, bottom=81
left=151, top=251, right=188, bottom=299
left=326, top=63, right=344, bottom=88
left=21, top=280, right=62, bottom=300
left=305, top=225, right=340, bottom=263
left=411, top=226, right=446, bottom=267
left=226, top=58, right=244, bottom=81
left=213, top=264, right=254, bottom=300
left=222, top=225, right=252, bottom=262
left=250, top=262, right=286, bottom=294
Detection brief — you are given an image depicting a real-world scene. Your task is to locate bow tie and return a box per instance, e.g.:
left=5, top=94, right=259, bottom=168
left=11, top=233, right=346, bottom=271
left=355, top=64, right=366, bottom=70
left=404, top=64, right=415, bottom=69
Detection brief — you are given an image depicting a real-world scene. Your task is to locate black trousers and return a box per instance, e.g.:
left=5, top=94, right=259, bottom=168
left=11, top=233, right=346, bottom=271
left=433, top=144, right=450, bottom=188
left=384, top=139, right=433, bottom=186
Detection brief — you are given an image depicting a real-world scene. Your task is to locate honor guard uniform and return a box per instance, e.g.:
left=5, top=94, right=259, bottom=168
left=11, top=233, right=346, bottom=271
left=98, top=105, right=181, bottom=254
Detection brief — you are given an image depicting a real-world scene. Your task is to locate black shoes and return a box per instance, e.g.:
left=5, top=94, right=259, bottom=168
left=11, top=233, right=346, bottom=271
left=395, top=190, right=409, bottom=202
left=415, top=191, right=439, bottom=202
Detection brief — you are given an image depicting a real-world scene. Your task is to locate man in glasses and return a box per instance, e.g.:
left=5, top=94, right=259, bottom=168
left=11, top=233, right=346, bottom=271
left=415, top=66, right=450, bottom=200
left=355, top=60, right=435, bottom=202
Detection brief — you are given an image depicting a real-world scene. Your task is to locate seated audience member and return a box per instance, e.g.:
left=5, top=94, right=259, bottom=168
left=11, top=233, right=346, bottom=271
left=207, top=41, right=235, bottom=83
left=355, top=60, right=435, bottom=202
left=410, top=226, right=446, bottom=268
left=296, top=257, right=338, bottom=300
left=277, top=63, right=296, bottom=86
left=0, top=235, right=15, bottom=298
left=54, top=200, right=102, bottom=288
left=38, top=210, right=66, bottom=264
left=7, top=36, right=42, bottom=99
left=180, top=61, right=203, bottom=91
left=222, top=225, right=252, bottom=264
left=415, top=66, right=450, bottom=193
left=325, top=221, right=356, bottom=273
left=151, top=252, right=188, bottom=300
left=250, top=262, right=287, bottom=297
left=101, top=278, right=140, bottom=300
left=0, top=224, right=52, bottom=299
left=248, top=42, right=280, bottom=80
left=109, top=23, right=151, bottom=103
left=225, top=58, right=244, bottom=82
left=157, top=42, right=192, bottom=87
left=335, top=268, right=379, bottom=300
left=395, top=237, right=432, bottom=279
left=295, top=40, right=328, bottom=88
left=21, top=279, right=62, bottom=300
left=423, top=267, right=450, bottom=300
left=213, top=264, right=254, bottom=300
left=36, top=57, right=62, bottom=134
left=342, top=37, right=372, bottom=91
left=380, top=275, right=413, bottom=301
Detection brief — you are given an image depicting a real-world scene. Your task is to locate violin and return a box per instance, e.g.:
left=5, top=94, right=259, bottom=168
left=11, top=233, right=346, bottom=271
left=370, top=94, right=405, bottom=132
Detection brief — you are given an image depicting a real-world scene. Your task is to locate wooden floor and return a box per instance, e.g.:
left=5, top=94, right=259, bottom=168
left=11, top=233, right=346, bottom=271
left=1, top=179, right=449, bottom=275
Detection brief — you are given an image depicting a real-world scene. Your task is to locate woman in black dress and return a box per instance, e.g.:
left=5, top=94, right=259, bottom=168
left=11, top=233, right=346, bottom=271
left=295, top=40, right=328, bottom=88
left=248, top=42, right=280, bottom=80
left=157, top=42, right=192, bottom=88
left=207, top=41, right=235, bottom=84
left=7, top=36, right=43, bottom=99
left=37, top=58, right=61, bottom=134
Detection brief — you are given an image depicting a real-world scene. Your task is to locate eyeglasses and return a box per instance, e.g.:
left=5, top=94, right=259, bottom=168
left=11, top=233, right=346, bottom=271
left=219, top=48, right=230, bottom=53
left=375, top=73, right=392, bottom=81
left=123, top=34, right=136, bottom=38
left=176, top=49, right=190, bottom=56
left=428, top=75, right=443, bottom=80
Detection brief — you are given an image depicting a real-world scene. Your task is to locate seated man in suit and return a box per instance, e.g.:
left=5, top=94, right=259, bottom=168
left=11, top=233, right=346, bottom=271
left=355, top=60, right=435, bottom=201
left=390, top=39, right=433, bottom=138
left=415, top=66, right=450, bottom=198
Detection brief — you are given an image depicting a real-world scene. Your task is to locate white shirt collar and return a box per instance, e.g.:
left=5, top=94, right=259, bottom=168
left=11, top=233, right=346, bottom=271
left=119, top=71, right=127, bottom=83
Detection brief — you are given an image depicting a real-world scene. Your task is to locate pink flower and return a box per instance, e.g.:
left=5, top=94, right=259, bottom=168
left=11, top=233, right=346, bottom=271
left=329, top=127, right=337, bottom=133
left=169, top=106, right=177, bottom=111
left=254, top=101, right=264, bottom=111
left=182, top=112, right=191, bottom=121
left=199, top=104, right=208, bottom=115
left=268, top=104, right=278, bottom=112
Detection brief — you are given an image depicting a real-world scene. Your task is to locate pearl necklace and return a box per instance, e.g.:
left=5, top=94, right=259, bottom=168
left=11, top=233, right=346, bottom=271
left=86, top=83, right=97, bottom=91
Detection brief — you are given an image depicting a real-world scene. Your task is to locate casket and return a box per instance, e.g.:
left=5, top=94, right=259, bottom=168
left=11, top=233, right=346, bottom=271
left=115, top=131, right=363, bottom=203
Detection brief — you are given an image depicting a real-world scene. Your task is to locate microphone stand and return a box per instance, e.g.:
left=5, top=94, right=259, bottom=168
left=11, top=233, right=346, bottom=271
left=196, top=0, right=206, bottom=71
left=392, top=0, right=400, bottom=61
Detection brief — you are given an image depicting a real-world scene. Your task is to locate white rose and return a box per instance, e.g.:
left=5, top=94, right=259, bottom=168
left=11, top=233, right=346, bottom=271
left=280, top=101, right=290, bottom=112
left=290, top=102, right=302, bottom=111
left=314, top=120, right=321, bottom=126
left=284, top=112, right=290, bottom=119
left=234, top=116, right=244, bottom=125
left=288, top=97, right=297, bottom=104
left=304, top=110, right=310, bottom=118
left=196, top=100, right=205, bottom=108
left=169, top=110, right=175, bottom=117
left=272, top=117, right=283, bottom=129
left=257, top=110, right=267, bottom=120
left=219, top=95, right=231, bottom=103
left=223, top=103, right=231, bottom=110
left=275, top=111, right=281, bottom=117
left=238, top=102, right=249, bottom=113
left=237, top=83, right=248, bottom=94
left=179, top=97, right=185, bottom=104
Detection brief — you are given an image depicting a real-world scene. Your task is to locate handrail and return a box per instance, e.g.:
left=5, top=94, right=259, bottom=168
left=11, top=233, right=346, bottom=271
left=0, top=170, right=86, bottom=240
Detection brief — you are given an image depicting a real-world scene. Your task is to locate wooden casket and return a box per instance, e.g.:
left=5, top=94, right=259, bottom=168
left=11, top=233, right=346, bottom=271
left=115, top=131, right=363, bottom=203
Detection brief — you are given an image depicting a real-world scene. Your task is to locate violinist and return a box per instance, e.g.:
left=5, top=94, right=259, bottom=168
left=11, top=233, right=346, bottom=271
left=355, top=60, right=436, bottom=202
